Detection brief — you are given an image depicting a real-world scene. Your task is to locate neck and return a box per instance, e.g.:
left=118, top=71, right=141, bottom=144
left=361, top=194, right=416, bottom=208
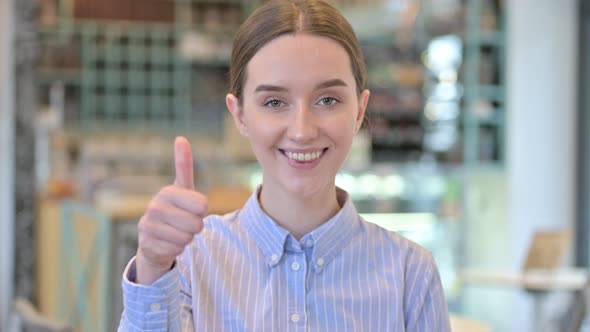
left=258, top=182, right=341, bottom=240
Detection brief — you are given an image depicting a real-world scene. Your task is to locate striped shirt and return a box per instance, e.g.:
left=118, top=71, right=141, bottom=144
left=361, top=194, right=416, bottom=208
left=118, top=187, right=450, bottom=331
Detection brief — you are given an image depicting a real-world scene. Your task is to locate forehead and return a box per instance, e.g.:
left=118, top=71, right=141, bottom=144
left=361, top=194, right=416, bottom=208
left=244, top=33, right=355, bottom=90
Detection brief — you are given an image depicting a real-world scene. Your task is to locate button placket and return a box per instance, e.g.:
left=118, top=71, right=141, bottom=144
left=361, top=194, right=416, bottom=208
left=291, top=261, right=301, bottom=271
left=285, top=253, right=307, bottom=329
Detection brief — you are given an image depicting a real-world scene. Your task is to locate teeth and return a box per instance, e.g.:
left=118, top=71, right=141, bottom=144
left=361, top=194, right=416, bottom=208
left=285, top=150, right=322, bottom=162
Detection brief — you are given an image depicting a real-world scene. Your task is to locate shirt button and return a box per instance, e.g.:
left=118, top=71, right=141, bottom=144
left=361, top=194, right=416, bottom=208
left=271, top=254, right=279, bottom=262
left=291, top=262, right=301, bottom=271
left=305, top=239, right=314, bottom=248
left=317, top=258, right=325, bottom=267
left=290, top=313, right=301, bottom=323
left=150, top=303, right=161, bottom=312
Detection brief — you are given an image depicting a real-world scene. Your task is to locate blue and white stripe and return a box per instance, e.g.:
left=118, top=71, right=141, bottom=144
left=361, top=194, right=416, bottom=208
left=119, top=187, right=450, bottom=331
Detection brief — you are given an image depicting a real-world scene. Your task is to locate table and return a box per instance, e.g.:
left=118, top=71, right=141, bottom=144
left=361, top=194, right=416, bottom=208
left=450, top=314, right=492, bottom=332
left=461, top=268, right=589, bottom=331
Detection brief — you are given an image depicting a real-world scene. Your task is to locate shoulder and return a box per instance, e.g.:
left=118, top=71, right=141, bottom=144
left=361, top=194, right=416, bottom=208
left=359, top=218, right=437, bottom=271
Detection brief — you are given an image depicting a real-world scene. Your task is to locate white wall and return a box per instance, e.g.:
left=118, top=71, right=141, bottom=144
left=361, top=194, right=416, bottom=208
left=507, top=0, right=578, bottom=330
left=0, top=0, right=15, bottom=330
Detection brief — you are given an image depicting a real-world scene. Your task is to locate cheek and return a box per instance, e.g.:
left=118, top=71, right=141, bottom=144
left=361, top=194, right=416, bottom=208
left=330, top=116, right=357, bottom=141
left=245, top=116, right=280, bottom=149
left=333, top=124, right=357, bottom=158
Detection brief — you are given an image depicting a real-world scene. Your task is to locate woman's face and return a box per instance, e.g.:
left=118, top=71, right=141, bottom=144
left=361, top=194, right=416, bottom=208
left=227, top=33, right=370, bottom=198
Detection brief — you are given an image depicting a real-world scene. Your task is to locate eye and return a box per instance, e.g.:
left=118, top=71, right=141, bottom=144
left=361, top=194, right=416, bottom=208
left=264, top=99, right=285, bottom=108
left=318, top=97, right=339, bottom=106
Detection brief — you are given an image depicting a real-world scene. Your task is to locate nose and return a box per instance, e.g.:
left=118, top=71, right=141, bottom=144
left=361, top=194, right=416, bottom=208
left=287, top=105, right=319, bottom=143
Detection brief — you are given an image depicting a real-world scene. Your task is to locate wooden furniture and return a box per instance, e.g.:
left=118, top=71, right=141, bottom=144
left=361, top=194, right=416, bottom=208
left=450, top=314, right=492, bottom=332
left=462, top=268, right=589, bottom=292
left=14, top=297, right=72, bottom=332
left=36, top=186, right=251, bottom=331
left=36, top=198, right=111, bottom=332
left=461, top=229, right=589, bottom=331
left=95, top=186, right=251, bottom=330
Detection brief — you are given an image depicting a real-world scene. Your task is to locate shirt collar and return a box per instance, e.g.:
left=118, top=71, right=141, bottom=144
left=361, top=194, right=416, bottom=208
left=241, top=186, right=360, bottom=273
left=241, top=187, right=290, bottom=267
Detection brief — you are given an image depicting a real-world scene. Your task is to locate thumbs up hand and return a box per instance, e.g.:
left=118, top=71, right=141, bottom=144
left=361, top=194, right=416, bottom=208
left=135, top=136, right=208, bottom=285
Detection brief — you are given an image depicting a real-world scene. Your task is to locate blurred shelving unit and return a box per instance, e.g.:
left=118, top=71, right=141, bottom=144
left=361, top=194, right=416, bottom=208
left=342, top=0, right=505, bottom=166
left=462, top=0, right=505, bottom=166
left=36, top=2, right=258, bottom=331
left=175, top=0, right=255, bottom=137
left=37, top=0, right=257, bottom=136
left=342, top=0, right=466, bottom=163
left=340, top=0, right=506, bottom=316
left=341, top=0, right=428, bottom=162
left=38, top=0, right=506, bottom=163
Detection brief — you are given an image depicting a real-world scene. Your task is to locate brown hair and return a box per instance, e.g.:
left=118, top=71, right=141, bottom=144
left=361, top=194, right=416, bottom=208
left=228, top=0, right=367, bottom=102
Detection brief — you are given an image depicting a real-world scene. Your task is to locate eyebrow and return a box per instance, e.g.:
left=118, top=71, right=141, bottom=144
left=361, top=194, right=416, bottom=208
left=254, top=79, right=348, bottom=93
left=254, top=84, right=288, bottom=93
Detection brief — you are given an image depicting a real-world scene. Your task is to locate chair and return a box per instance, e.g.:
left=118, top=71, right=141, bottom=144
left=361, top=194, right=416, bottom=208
left=522, top=229, right=572, bottom=271
left=14, top=297, right=72, bottom=332
left=58, top=200, right=112, bottom=332
left=461, top=228, right=585, bottom=331
left=561, top=277, right=590, bottom=332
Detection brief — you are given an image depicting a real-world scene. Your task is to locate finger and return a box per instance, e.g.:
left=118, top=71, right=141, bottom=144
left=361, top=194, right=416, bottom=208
left=145, top=199, right=205, bottom=234
left=159, top=186, right=209, bottom=217
left=148, top=221, right=196, bottom=246
left=174, top=136, right=195, bottom=190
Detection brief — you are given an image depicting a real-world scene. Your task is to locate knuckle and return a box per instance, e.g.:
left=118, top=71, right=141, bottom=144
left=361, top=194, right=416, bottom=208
left=195, top=219, right=205, bottom=233
left=198, top=193, right=208, bottom=204
left=192, top=192, right=208, bottom=214
left=145, top=201, right=164, bottom=220
left=137, top=217, right=149, bottom=234
left=173, top=246, right=184, bottom=257
left=182, top=233, right=193, bottom=245
left=200, top=199, right=209, bottom=215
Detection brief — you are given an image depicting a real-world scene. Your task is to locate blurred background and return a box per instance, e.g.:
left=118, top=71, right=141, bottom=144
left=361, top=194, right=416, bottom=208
left=0, top=0, right=588, bottom=331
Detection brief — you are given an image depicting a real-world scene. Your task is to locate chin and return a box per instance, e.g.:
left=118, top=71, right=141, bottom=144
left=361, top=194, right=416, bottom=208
left=282, top=178, right=333, bottom=199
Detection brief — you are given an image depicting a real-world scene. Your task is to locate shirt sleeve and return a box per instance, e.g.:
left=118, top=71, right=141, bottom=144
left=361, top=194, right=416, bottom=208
left=404, top=250, right=452, bottom=332
left=117, top=256, right=194, bottom=332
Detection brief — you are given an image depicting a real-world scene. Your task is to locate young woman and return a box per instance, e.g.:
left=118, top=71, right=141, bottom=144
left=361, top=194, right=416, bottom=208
left=118, top=0, right=451, bottom=330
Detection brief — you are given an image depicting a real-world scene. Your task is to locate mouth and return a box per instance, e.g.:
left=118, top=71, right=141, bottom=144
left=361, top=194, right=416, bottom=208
left=279, top=148, right=328, bottom=163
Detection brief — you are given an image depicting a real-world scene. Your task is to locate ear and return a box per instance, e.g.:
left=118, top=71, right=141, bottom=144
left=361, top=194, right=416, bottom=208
left=226, top=93, right=249, bottom=138
left=354, top=89, right=370, bottom=133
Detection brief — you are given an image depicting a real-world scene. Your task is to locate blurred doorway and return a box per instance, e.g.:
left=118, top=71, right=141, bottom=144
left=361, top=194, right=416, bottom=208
left=577, top=0, right=590, bottom=268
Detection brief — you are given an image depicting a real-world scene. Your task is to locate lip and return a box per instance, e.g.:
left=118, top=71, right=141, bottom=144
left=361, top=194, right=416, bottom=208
left=279, top=148, right=328, bottom=170
left=280, top=147, right=326, bottom=154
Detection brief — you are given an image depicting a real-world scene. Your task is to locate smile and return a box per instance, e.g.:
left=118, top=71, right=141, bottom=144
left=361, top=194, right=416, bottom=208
left=280, top=148, right=327, bottom=162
